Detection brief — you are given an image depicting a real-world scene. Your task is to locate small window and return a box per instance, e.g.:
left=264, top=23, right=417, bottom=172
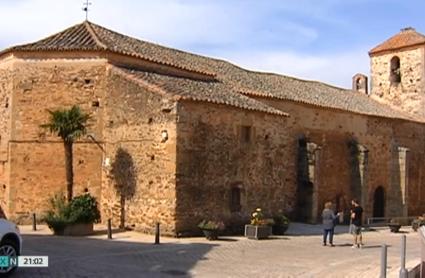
left=240, top=125, right=251, bottom=143
left=230, top=187, right=241, bottom=212
left=390, top=56, right=401, bottom=84
left=355, top=78, right=362, bottom=91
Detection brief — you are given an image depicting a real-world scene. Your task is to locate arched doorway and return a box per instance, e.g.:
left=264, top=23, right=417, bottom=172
left=373, top=186, right=385, bottom=217
left=296, top=181, right=314, bottom=222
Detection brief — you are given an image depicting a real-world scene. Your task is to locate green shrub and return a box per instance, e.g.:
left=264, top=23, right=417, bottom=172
left=43, top=193, right=100, bottom=234
left=67, top=194, right=100, bottom=224
left=412, top=215, right=425, bottom=231
left=273, top=211, right=290, bottom=226
left=43, top=194, right=71, bottom=234
left=198, top=220, right=225, bottom=231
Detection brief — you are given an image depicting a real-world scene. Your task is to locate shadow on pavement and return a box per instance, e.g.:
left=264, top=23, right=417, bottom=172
left=334, top=243, right=352, bottom=247
left=361, top=244, right=392, bottom=249
left=12, top=234, right=218, bottom=278
left=393, top=230, right=410, bottom=234
left=91, top=228, right=126, bottom=236
left=268, top=236, right=290, bottom=240
left=215, top=237, right=238, bottom=242
left=285, top=223, right=384, bottom=236
left=286, top=223, right=351, bottom=236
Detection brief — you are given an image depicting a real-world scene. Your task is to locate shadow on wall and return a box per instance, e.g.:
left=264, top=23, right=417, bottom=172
left=0, top=206, right=5, bottom=219
left=295, top=136, right=313, bottom=223
left=388, top=145, right=405, bottom=218
left=347, top=139, right=362, bottom=205
left=110, top=147, right=137, bottom=229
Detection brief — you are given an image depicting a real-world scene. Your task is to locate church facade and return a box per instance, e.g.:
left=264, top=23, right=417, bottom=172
left=0, top=22, right=424, bottom=235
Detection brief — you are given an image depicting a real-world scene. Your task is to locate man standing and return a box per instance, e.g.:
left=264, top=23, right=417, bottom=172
left=351, top=199, right=363, bottom=248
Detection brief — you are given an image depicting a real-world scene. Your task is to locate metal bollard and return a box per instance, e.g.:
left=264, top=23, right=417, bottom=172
left=32, top=213, right=36, bottom=231
left=154, top=223, right=160, bottom=245
left=381, top=244, right=387, bottom=278
left=399, top=235, right=408, bottom=278
left=107, top=219, right=112, bottom=239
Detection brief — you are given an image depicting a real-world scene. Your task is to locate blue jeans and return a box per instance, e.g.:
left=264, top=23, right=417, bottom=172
left=323, top=228, right=334, bottom=244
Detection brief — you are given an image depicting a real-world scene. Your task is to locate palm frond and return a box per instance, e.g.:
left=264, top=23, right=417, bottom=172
left=40, top=105, right=90, bottom=142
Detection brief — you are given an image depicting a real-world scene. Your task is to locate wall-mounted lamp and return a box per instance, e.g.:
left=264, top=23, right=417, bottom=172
left=161, top=130, right=168, bottom=143
left=103, top=157, right=110, bottom=167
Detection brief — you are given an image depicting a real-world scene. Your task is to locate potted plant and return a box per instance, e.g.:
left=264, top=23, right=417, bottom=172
left=44, top=193, right=101, bottom=236
left=412, top=214, right=425, bottom=231
left=245, top=208, right=273, bottom=240
left=388, top=219, right=401, bottom=233
left=198, top=220, right=225, bottom=240
left=272, top=211, right=290, bottom=235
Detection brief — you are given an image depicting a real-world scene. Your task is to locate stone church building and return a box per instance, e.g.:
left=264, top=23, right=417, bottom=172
left=0, top=22, right=424, bottom=235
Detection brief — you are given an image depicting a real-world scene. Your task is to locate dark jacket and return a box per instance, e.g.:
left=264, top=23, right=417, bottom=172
left=322, top=208, right=337, bottom=230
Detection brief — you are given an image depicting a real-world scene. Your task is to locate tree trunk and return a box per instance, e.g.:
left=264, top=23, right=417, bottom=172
left=120, top=195, right=125, bottom=229
left=64, top=142, right=74, bottom=202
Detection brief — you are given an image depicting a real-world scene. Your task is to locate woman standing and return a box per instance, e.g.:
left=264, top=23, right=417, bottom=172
left=322, top=202, right=339, bottom=247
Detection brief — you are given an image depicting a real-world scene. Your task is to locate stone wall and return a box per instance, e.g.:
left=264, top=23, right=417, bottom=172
left=8, top=142, right=103, bottom=222
left=370, top=47, right=425, bottom=117
left=101, top=69, right=178, bottom=235
left=0, top=59, right=14, bottom=217
left=392, top=120, right=425, bottom=216
left=5, top=58, right=108, bottom=222
left=175, top=100, right=293, bottom=235
left=254, top=98, right=425, bottom=221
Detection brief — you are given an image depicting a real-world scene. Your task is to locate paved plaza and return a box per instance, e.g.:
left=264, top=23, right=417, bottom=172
left=11, top=224, right=421, bottom=278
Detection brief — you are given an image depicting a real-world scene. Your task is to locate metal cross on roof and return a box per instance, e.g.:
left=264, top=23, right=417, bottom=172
left=82, top=0, right=92, bottom=20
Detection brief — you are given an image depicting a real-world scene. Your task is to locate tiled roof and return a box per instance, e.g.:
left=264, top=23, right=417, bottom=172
left=369, top=27, right=425, bottom=55
left=1, top=21, right=422, bottom=122
left=1, top=21, right=215, bottom=78
left=112, top=67, right=288, bottom=117
left=214, top=66, right=420, bottom=121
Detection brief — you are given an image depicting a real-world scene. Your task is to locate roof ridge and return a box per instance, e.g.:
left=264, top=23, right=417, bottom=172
left=240, top=68, right=350, bottom=91
left=86, top=21, right=217, bottom=77
left=84, top=21, right=107, bottom=50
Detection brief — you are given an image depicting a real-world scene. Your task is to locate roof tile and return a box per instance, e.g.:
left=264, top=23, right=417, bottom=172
left=369, top=27, right=425, bottom=55
left=113, top=67, right=288, bottom=117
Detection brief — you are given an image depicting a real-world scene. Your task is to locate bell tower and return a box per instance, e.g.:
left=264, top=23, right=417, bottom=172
left=369, top=27, right=425, bottom=118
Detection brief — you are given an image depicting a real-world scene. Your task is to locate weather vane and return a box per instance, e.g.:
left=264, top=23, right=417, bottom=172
left=82, top=0, right=92, bottom=20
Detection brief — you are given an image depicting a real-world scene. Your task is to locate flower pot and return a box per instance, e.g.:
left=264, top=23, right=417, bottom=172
left=53, top=223, right=94, bottom=236
left=244, top=225, right=272, bottom=240
left=272, top=224, right=289, bottom=235
left=412, top=221, right=424, bottom=232
left=201, top=229, right=219, bottom=240
left=388, top=224, right=401, bottom=233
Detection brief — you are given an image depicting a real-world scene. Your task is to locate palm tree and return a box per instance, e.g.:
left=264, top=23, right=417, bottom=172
left=41, top=105, right=90, bottom=201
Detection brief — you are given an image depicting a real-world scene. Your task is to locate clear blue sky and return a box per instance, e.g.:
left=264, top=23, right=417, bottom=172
left=1, top=0, right=424, bottom=88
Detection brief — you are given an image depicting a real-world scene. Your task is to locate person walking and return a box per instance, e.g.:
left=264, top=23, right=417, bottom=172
left=322, top=201, right=339, bottom=247
left=351, top=199, right=364, bottom=248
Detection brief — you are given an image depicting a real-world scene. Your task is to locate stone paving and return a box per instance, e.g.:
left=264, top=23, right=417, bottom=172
left=10, top=223, right=421, bottom=278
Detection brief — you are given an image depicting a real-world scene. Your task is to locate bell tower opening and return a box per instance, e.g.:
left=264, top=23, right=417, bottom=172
left=390, top=56, right=401, bottom=84
left=352, top=73, right=368, bottom=95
